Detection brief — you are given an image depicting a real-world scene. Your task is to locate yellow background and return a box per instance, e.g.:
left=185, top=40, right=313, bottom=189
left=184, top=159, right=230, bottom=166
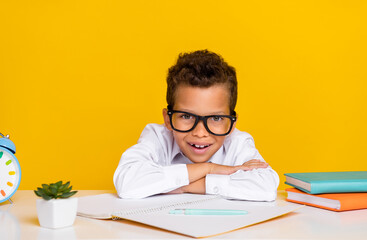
left=1, top=1, right=366, bottom=190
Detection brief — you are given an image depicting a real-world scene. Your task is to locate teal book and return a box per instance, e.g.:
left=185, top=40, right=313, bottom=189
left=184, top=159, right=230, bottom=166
left=284, top=171, right=367, bottom=194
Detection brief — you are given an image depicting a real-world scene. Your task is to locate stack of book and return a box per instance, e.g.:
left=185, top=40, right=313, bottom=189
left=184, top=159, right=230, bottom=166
left=284, top=171, right=367, bottom=211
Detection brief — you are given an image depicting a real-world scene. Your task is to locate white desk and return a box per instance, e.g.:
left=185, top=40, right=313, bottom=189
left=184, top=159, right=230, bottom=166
left=1, top=190, right=367, bottom=239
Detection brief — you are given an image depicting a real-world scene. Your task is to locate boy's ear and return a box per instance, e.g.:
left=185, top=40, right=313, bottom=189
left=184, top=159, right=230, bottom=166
left=228, top=112, right=238, bottom=135
left=162, top=108, right=173, bottom=131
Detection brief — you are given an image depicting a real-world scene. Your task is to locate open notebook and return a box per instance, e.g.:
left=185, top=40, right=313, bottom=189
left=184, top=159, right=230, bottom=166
left=77, top=193, right=302, bottom=238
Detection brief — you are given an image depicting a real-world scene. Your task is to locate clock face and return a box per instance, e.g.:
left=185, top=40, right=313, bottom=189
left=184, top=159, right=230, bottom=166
left=0, top=148, right=21, bottom=203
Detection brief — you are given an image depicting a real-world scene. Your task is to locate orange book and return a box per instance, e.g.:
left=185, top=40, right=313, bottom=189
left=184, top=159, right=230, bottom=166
left=286, top=188, right=367, bottom=212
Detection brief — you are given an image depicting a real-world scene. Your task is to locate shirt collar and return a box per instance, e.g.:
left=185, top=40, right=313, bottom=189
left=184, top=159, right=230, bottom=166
left=171, top=138, right=182, bottom=159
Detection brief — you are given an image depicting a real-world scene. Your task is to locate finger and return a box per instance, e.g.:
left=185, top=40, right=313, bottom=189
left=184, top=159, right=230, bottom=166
left=248, top=160, right=268, bottom=165
left=252, top=162, right=269, bottom=167
left=240, top=166, right=251, bottom=171
left=241, top=163, right=269, bottom=170
left=242, top=159, right=262, bottom=165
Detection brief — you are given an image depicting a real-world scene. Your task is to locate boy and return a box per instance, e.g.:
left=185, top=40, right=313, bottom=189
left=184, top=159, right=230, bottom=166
left=114, top=50, right=279, bottom=200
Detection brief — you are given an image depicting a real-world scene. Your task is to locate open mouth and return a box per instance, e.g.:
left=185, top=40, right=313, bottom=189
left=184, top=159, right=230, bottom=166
left=189, top=143, right=210, bottom=149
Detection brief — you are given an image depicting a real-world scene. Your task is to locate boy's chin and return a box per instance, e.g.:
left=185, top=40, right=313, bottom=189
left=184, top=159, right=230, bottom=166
left=188, top=155, right=212, bottom=164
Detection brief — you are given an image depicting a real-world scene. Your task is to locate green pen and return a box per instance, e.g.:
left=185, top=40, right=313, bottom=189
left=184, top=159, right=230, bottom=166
left=169, top=209, right=248, bottom=215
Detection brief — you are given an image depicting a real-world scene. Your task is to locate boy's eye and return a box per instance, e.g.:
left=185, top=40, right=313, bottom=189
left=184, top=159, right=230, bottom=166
left=180, top=114, right=193, bottom=120
left=211, top=116, right=223, bottom=122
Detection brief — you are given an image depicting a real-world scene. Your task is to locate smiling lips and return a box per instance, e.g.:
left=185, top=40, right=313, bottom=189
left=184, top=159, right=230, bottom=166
left=191, top=143, right=209, bottom=149
left=188, top=143, right=212, bottom=154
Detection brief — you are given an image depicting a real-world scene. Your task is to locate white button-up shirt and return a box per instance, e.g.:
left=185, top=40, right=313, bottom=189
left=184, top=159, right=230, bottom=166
left=114, top=124, right=279, bottom=201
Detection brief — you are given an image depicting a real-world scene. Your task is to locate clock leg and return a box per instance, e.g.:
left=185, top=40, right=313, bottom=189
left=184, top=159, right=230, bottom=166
left=8, top=198, right=13, bottom=204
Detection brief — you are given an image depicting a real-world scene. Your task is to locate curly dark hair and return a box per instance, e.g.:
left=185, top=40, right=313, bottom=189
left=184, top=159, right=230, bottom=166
left=166, top=50, right=237, bottom=114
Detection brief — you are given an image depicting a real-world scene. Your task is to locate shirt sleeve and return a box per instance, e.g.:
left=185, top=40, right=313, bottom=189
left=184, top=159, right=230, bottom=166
left=113, top=125, right=189, bottom=199
left=205, top=168, right=279, bottom=201
left=205, top=131, right=280, bottom=201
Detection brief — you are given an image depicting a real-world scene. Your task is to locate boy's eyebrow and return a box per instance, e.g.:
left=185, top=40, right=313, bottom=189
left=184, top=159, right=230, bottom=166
left=176, top=108, right=228, bottom=115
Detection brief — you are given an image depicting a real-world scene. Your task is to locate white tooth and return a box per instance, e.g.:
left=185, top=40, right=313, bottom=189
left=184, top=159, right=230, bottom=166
left=192, top=144, right=209, bottom=148
left=195, top=144, right=202, bottom=148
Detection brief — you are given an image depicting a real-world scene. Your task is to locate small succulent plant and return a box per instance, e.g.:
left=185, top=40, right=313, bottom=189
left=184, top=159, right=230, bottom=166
left=34, top=181, right=77, bottom=200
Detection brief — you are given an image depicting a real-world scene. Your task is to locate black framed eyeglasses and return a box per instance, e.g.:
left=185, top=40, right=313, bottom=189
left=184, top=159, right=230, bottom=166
left=167, top=106, right=237, bottom=136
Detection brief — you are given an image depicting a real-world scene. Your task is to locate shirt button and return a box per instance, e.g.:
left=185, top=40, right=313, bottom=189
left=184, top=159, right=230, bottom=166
left=213, top=187, right=219, bottom=194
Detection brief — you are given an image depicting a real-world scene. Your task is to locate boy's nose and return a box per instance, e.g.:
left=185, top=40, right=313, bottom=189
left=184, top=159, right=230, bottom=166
left=191, top=120, right=209, bottom=137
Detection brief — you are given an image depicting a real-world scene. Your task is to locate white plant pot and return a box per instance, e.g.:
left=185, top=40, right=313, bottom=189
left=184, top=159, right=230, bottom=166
left=36, top=198, right=78, bottom=229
